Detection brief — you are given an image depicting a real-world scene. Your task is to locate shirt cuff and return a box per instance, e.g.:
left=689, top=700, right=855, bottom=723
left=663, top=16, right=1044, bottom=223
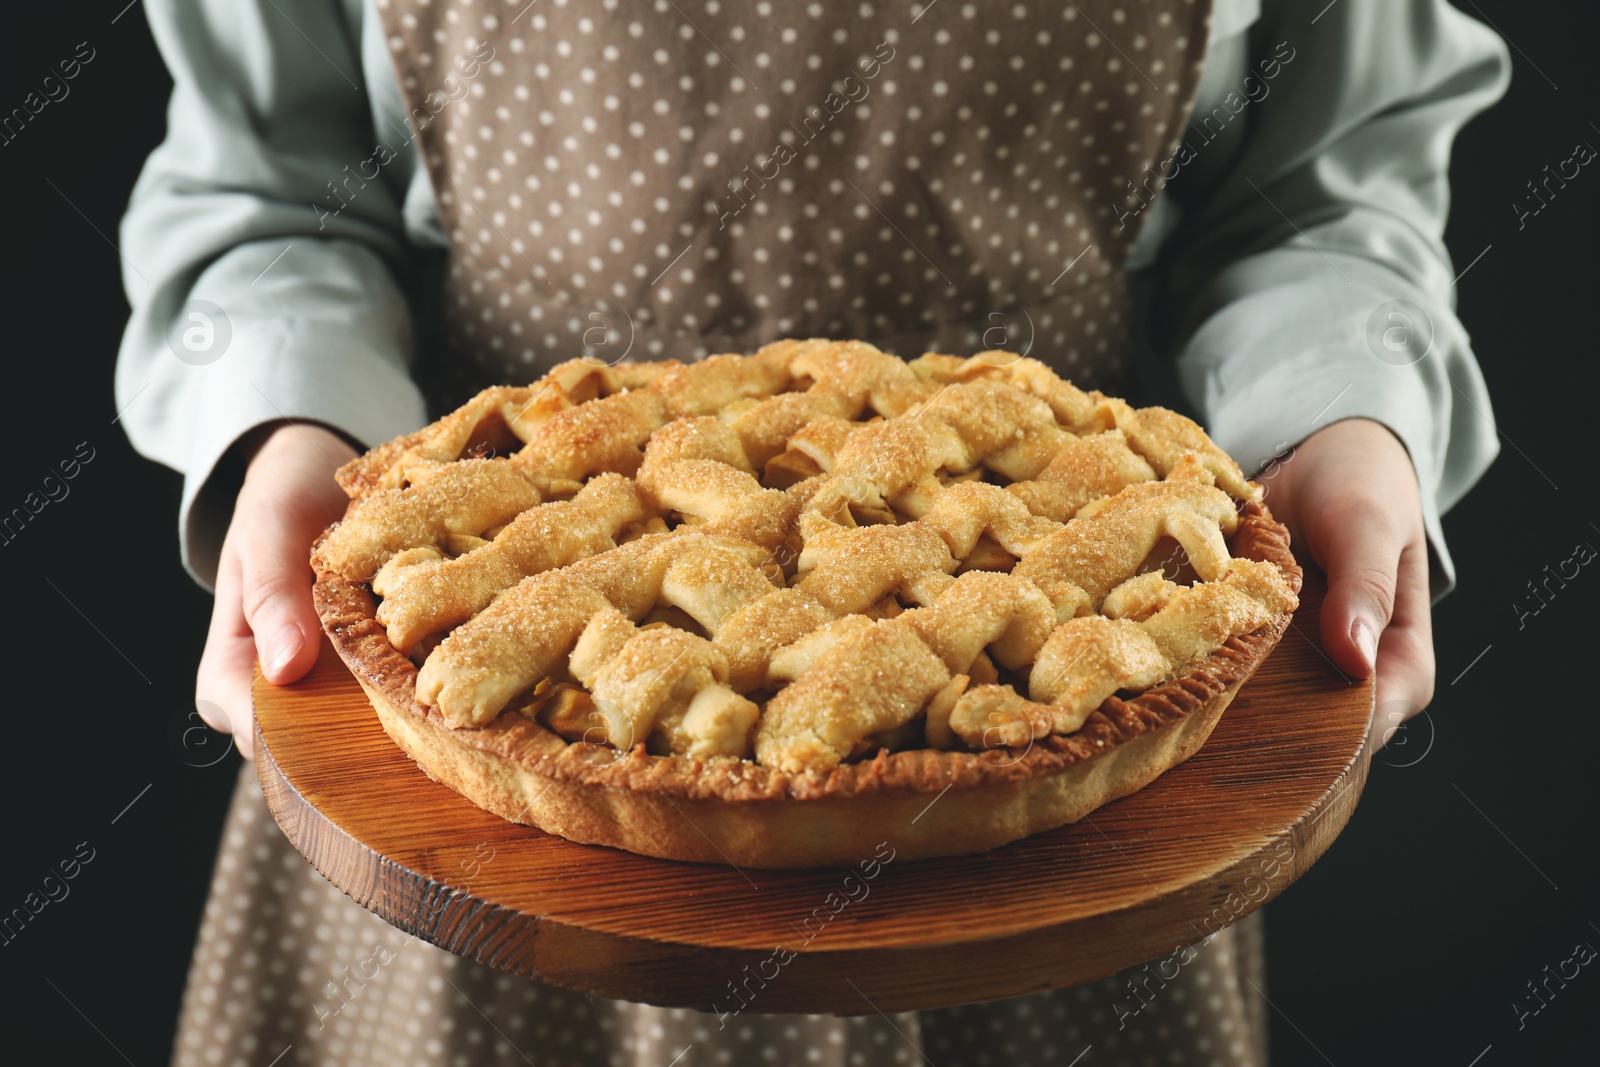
left=178, top=329, right=427, bottom=589
left=1176, top=249, right=1500, bottom=603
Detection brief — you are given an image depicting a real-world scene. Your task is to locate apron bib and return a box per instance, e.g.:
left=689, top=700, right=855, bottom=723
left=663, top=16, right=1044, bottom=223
left=374, top=0, right=1214, bottom=407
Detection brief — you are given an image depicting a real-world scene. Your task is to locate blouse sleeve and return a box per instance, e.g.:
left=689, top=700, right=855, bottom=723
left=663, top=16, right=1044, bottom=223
left=1155, top=0, right=1511, bottom=601
left=115, top=0, right=427, bottom=588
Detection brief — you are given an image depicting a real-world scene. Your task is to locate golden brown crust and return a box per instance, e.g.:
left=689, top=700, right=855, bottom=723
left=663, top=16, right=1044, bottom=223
left=309, top=342, right=1303, bottom=866
left=314, top=502, right=1297, bottom=804
left=353, top=659, right=1244, bottom=868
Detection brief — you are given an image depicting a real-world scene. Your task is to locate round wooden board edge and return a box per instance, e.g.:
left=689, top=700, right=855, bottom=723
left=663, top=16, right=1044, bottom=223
left=420, top=740, right=1373, bottom=1015
left=253, top=660, right=1374, bottom=1014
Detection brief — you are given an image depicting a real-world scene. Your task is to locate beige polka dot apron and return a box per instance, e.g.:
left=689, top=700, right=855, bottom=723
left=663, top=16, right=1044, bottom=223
left=381, top=0, right=1213, bottom=408
left=174, top=2, right=1280, bottom=1065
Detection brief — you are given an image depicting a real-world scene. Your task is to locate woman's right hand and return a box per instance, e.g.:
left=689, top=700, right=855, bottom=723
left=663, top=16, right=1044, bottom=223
left=195, top=422, right=360, bottom=759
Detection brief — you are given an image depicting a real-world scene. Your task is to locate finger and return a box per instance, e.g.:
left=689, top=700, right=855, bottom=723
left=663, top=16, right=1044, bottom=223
left=236, top=497, right=325, bottom=687
left=1312, top=499, right=1403, bottom=681
left=1371, top=539, right=1437, bottom=751
left=195, top=537, right=257, bottom=760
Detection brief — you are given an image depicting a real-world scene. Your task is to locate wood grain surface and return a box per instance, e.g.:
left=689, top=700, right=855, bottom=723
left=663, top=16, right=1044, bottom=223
left=254, top=569, right=1372, bottom=1015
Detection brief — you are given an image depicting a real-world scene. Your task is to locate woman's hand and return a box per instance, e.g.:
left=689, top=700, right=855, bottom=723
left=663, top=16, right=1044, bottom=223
left=195, top=423, right=359, bottom=758
left=1257, top=418, right=1435, bottom=748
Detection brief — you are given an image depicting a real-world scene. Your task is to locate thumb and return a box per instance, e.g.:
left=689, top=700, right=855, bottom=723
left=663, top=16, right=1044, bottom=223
left=232, top=423, right=357, bottom=685
left=1313, top=502, right=1402, bottom=680
left=237, top=503, right=326, bottom=686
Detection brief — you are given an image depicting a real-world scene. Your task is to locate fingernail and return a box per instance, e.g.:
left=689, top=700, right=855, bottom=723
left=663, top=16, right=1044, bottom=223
left=265, top=624, right=304, bottom=676
left=1351, top=619, right=1378, bottom=674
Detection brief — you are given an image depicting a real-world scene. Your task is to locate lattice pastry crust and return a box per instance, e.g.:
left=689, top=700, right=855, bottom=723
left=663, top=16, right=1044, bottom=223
left=312, top=340, right=1301, bottom=867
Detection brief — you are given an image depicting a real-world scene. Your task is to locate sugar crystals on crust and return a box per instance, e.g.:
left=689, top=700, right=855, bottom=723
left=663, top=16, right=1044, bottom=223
left=319, top=340, right=1298, bottom=780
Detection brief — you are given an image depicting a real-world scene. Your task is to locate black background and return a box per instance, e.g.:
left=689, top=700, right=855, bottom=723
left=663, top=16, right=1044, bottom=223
left=1, top=2, right=1595, bottom=1064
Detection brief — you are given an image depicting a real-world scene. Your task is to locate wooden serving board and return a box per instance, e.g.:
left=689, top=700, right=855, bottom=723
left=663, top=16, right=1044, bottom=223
left=254, top=571, right=1371, bottom=1015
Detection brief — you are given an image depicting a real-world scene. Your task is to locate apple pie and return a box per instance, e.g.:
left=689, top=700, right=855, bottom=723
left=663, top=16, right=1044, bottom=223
left=310, top=340, right=1300, bottom=868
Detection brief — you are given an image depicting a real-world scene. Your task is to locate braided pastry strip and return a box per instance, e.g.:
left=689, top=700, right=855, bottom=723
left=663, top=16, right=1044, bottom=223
left=314, top=459, right=541, bottom=581
left=754, top=616, right=951, bottom=774
left=907, top=351, right=1107, bottom=430
left=570, top=607, right=759, bottom=762
left=370, top=473, right=644, bottom=653
left=1103, top=399, right=1261, bottom=502
left=785, top=338, right=939, bottom=415
left=336, top=358, right=649, bottom=496
left=753, top=570, right=1060, bottom=773
left=322, top=346, right=801, bottom=576
left=1011, top=454, right=1239, bottom=611
left=907, top=351, right=1257, bottom=499
left=632, top=416, right=801, bottom=553
left=651, top=348, right=793, bottom=414
left=945, top=558, right=1298, bottom=749
left=723, top=390, right=854, bottom=469
left=416, top=505, right=858, bottom=745
left=1005, top=429, right=1158, bottom=522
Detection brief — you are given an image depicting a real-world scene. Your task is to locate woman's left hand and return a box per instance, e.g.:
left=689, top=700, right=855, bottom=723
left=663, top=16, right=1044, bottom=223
left=1254, top=417, right=1435, bottom=749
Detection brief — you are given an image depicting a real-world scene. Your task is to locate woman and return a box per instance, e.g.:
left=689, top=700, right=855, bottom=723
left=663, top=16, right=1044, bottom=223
left=116, top=0, right=1508, bottom=1063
